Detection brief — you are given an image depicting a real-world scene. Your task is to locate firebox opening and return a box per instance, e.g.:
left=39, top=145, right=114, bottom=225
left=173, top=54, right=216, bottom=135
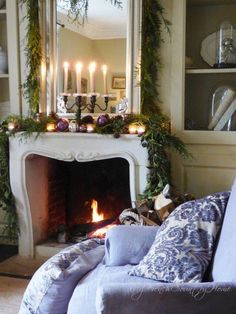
left=25, top=155, right=131, bottom=244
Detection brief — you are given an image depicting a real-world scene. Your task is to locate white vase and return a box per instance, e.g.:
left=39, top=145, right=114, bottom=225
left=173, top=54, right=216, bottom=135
left=0, top=0, right=5, bottom=9
left=0, top=46, right=8, bottom=74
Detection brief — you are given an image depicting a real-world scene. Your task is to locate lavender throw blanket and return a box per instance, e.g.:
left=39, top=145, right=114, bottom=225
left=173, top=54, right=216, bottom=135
left=19, top=238, right=104, bottom=314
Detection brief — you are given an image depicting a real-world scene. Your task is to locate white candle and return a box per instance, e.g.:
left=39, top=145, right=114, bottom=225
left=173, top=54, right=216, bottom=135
left=89, top=62, right=96, bottom=93
left=101, top=64, right=108, bottom=95
left=63, top=62, right=69, bottom=93
left=76, top=62, right=83, bottom=93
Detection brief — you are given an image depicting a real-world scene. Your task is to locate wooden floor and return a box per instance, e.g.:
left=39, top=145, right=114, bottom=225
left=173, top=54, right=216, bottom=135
left=0, top=255, right=47, bottom=278
left=0, top=275, right=29, bottom=314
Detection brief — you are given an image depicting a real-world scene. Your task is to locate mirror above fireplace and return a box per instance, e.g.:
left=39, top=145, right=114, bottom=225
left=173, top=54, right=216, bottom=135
left=41, top=0, right=142, bottom=115
left=57, top=0, right=127, bottom=114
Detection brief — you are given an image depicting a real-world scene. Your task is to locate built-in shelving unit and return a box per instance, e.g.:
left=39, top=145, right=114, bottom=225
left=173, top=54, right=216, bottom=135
left=170, top=0, right=236, bottom=198
left=184, top=0, right=236, bottom=131
left=0, top=0, right=20, bottom=119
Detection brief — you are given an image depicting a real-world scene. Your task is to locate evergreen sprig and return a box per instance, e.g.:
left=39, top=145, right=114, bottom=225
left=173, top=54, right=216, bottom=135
left=0, top=130, right=18, bottom=241
left=21, top=0, right=42, bottom=115
left=141, top=0, right=171, bottom=115
left=141, top=115, right=190, bottom=198
left=58, top=0, right=123, bottom=25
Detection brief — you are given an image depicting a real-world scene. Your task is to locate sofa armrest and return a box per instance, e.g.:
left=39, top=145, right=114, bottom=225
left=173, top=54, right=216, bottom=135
left=96, top=282, right=236, bottom=314
left=105, top=225, right=159, bottom=266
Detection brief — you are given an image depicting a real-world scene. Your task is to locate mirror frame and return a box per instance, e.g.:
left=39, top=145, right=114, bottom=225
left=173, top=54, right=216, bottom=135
left=41, top=0, right=142, bottom=115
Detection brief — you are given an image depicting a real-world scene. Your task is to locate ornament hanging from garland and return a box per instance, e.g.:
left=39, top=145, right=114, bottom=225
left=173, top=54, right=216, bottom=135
left=56, top=119, right=69, bottom=132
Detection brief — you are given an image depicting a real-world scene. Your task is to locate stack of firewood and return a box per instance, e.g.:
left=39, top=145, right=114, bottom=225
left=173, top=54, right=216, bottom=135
left=119, top=185, right=195, bottom=226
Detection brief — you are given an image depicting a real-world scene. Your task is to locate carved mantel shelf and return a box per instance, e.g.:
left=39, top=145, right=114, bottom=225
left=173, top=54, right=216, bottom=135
left=9, top=133, right=148, bottom=257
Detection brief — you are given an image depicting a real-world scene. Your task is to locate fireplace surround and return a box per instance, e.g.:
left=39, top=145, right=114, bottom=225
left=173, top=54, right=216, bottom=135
left=9, top=133, right=148, bottom=257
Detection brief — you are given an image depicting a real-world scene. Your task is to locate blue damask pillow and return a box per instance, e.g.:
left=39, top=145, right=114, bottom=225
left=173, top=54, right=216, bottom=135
left=129, top=192, right=230, bottom=283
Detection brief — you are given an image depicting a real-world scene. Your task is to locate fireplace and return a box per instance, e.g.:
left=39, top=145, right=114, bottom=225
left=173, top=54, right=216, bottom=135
left=9, top=133, right=148, bottom=257
left=25, top=156, right=131, bottom=243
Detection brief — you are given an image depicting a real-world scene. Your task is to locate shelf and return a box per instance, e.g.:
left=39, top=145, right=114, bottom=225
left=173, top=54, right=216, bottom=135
left=188, top=0, right=236, bottom=6
left=186, top=68, right=236, bottom=74
left=0, top=73, right=8, bottom=78
left=0, top=9, right=6, bottom=14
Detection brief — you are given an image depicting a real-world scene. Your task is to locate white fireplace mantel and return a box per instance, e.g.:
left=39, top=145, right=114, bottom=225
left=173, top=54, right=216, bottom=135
left=9, top=133, right=148, bottom=257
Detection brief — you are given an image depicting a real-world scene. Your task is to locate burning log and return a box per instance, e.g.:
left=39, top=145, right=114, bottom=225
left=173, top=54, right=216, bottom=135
left=88, top=223, right=117, bottom=238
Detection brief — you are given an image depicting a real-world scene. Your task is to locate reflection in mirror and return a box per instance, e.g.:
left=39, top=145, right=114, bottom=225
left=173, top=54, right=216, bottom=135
left=56, top=0, right=127, bottom=114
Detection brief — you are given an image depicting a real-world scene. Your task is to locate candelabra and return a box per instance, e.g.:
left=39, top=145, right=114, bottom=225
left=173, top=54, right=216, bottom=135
left=59, top=93, right=110, bottom=118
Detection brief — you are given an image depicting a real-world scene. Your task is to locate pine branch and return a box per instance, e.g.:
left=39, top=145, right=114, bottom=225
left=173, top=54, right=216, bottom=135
left=20, top=0, right=42, bottom=114
left=141, top=0, right=171, bottom=115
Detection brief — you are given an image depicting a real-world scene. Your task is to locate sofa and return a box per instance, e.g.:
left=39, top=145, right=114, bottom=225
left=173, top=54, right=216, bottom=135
left=19, top=179, right=236, bottom=314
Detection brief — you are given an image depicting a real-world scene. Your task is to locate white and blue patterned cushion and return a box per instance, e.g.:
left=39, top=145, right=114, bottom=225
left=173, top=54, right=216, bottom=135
left=129, top=192, right=230, bottom=283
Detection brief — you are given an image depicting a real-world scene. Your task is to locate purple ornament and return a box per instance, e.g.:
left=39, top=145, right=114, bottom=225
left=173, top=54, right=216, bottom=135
left=96, top=114, right=109, bottom=127
left=56, top=118, right=69, bottom=132
left=79, top=124, right=87, bottom=132
left=81, top=115, right=94, bottom=124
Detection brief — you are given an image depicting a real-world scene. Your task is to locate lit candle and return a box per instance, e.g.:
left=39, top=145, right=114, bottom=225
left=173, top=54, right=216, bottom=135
left=8, top=122, right=16, bottom=131
left=75, top=62, right=83, bottom=93
left=63, top=62, right=70, bottom=93
left=101, top=64, right=108, bottom=95
left=46, top=122, right=56, bottom=132
left=87, top=124, right=95, bottom=133
left=137, top=125, right=146, bottom=135
left=128, top=124, right=137, bottom=134
left=89, top=62, right=96, bottom=93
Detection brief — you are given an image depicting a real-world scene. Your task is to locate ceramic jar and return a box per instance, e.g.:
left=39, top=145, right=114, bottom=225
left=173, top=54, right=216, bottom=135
left=0, top=46, right=8, bottom=74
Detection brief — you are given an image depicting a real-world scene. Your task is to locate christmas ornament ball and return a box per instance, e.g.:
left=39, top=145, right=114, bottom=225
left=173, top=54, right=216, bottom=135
left=96, top=114, right=110, bottom=127
left=56, top=118, right=69, bottom=132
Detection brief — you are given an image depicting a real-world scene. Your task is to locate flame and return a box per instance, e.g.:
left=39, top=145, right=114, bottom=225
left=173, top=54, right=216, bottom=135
left=88, top=224, right=117, bottom=239
left=91, top=199, right=104, bottom=222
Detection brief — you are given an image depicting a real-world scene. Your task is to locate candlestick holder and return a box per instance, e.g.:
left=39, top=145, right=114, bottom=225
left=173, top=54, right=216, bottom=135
left=58, top=92, right=112, bottom=118
left=60, top=93, right=71, bottom=108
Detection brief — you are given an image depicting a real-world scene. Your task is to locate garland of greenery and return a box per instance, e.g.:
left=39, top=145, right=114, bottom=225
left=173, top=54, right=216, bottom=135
left=141, top=0, right=171, bottom=115
left=0, top=131, right=18, bottom=242
left=21, top=0, right=42, bottom=114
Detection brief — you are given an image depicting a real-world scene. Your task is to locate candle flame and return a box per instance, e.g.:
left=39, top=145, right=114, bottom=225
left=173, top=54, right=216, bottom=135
left=63, top=61, right=70, bottom=68
left=91, top=199, right=104, bottom=222
left=76, top=62, right=83, bottom=72
left=89, top=62, right=96, bottom=73
left=101, top=64, right=107, bottom=74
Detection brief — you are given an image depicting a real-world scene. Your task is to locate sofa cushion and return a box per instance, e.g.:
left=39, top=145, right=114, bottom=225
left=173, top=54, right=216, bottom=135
left=19, top=238, right=104, bottom=314
left=211, top=179, right=236, bottom=281
left=105, top=225, right=159, bottom=266
left=129, top=192, right=229, bottom=283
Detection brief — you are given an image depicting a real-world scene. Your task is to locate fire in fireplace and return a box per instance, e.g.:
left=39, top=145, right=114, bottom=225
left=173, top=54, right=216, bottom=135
left=25, top=155, right=131, bottom=244
left=91, top=199, right=104, bottom=222
left=87, top=199, right=117, bottom=239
